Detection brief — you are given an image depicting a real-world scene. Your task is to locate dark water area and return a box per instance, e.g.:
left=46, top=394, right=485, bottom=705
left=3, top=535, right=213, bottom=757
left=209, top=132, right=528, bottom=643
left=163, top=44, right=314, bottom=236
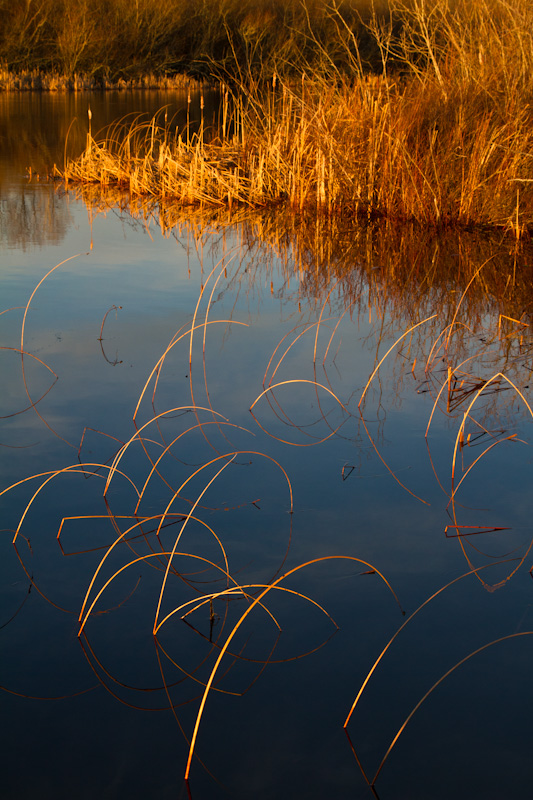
left=1, top=92, right=533, bottom=800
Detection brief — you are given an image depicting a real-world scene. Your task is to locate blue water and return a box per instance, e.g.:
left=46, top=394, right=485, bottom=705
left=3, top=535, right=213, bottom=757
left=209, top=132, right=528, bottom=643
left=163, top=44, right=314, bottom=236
left=1, top=92, right=532, bottom=800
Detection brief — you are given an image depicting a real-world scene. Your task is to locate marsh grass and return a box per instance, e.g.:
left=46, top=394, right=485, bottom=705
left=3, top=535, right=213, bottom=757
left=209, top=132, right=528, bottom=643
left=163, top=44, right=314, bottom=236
left=58, top=0, right=533, bottom=234
left=0, top=0, right=389, bottom=84
left=0, top=67, right=197, bottom=92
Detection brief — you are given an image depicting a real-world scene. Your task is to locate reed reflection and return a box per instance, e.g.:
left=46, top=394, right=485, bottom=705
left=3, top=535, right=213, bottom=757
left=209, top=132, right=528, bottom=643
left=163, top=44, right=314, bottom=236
left=0, top=89, right=220, bottom=248
left=2, top=195, right=533, bottom=798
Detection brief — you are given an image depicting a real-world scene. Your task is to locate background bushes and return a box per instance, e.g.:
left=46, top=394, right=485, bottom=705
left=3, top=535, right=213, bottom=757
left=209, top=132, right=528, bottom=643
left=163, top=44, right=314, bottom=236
left=0, top=0, right=387, bottom=81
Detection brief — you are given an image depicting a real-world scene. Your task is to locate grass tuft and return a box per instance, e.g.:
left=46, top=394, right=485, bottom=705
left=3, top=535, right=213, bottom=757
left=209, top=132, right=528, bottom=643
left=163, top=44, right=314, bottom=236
left=57, top=0, right=533, bottom=236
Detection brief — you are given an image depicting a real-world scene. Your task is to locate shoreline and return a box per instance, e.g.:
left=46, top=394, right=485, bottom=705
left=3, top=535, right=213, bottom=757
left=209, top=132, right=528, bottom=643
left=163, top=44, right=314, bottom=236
left=56, top=72, right=533, bottom=241
left=0, top=70, right=207, bottom=93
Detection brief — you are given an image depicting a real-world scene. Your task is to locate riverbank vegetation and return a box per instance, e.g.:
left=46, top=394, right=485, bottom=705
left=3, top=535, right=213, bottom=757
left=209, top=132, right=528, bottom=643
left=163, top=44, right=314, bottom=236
left=2, top=0, right=531, bottom=89
left=0, top=68, right=195, bottom=92
left=59, top=0, right=533, bottom=234
left=1, top=0, right=385, bottom=84
left=4, top=0, right=526, bottom=234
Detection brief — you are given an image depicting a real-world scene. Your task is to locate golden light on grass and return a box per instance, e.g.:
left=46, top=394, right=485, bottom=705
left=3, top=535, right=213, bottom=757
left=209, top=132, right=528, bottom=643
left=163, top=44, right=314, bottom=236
left=56, top=0, right=533, bottom=236
left=182, top=554, right=404, bottom=782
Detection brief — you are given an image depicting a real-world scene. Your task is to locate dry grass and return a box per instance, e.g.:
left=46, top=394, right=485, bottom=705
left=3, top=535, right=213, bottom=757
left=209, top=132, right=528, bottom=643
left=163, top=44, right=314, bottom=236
left=2, top=251, right=409, bottom=783
left=57, top=0, right=533, bottom=234
left=0, top=67, right=200, bottom=92
left=0, top=0, right=388, bottom=83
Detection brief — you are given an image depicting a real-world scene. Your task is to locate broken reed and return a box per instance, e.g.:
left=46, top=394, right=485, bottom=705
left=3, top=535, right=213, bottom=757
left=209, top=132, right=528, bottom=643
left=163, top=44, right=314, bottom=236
left=59, top=0, right=533, bottom=234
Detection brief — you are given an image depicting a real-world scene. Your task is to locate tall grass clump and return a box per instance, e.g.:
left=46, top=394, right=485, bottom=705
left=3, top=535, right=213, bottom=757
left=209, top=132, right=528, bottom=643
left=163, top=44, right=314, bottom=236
left=61, top=0, right=533, bottom=235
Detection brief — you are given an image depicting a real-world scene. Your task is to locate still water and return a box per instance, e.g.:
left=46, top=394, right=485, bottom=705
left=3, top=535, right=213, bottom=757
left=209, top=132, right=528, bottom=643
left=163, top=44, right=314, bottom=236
left=1, top=92, right=533, bottom=800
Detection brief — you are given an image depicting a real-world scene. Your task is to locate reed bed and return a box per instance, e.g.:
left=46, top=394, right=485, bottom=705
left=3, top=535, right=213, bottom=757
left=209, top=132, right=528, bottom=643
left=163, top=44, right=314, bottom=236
left=0, top=68, right=199, bottom=92
left=59, top=0, right=533, bottom=234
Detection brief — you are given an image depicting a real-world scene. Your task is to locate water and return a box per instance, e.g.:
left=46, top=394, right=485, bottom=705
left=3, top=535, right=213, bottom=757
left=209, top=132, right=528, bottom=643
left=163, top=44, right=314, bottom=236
left=1, top=91, right=533, bottom=800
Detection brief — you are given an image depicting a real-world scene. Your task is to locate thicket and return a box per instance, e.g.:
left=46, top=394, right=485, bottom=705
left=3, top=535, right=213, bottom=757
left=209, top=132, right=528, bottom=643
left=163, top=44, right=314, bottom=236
left=0, top=0, right=407, bottom=81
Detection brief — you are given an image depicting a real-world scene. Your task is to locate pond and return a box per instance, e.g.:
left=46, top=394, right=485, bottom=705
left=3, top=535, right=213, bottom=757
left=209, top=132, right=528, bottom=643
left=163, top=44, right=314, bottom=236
left=1, top=91, right=533, bottom=800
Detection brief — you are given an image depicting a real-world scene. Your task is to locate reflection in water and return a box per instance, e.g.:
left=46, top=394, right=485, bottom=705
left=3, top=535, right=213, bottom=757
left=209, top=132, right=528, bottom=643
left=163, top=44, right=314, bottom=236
left=0, top=89, right=219, bottom=174
left=0, top=183, right=70, bottom=248
left=69, top=184, right=533, bottom=315
left=0, top=90, right=219, bottom=248
left=70, top=188, right=533, bottom=426
left=2, top=116, right=533, bottom=798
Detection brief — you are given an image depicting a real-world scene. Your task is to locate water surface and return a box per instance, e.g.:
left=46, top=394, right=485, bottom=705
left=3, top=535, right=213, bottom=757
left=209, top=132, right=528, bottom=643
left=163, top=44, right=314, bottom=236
left=1, top=92, right=533, bottom=800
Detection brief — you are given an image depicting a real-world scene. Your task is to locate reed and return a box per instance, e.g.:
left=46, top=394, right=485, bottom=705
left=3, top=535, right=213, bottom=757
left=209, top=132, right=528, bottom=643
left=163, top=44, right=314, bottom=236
left=0, top=67, right=199, bottom=92
left=58, top=0, right=533, bottom=235
left=4, top=208, right=533, bottom=787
